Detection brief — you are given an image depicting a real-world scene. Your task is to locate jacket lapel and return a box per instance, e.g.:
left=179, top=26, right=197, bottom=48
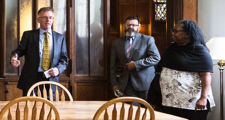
left=119, top=36, right=128, bottom=61
left=128, top=33, right=141, bottom=60
left=34, top=29, right=40, bottom=59
left=51, top=30, right=56, bottom=67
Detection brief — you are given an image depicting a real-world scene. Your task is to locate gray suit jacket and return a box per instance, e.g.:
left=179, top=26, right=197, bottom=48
left=11, top=29, right=68, bottom=91
left=110, top=33, right=160, bottom=91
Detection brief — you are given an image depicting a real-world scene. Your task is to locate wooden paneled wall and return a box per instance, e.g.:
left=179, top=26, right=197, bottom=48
left=0, top=0, right=4, bottom=78
left=183, top=0, right=198, bottom=24
left=0, top=0, right=198, bottom=101
left=110, top=0, right=167, bottom=55
left=166, top=0, right=198, bottom=46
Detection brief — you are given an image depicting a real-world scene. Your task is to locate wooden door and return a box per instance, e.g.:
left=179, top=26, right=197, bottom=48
left=110, top=0, right=167, bottom=56
left=72, top=0, right=110, bottom=100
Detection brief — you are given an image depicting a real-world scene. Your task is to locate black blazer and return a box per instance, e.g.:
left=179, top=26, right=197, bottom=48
left=11, top=29, right=68, bottom=91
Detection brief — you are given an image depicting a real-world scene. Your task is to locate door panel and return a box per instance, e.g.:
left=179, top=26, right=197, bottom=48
left=6, top=82, right=23, bottom=101
left=73, top=0, right=109, bottom=100
left=75, top=0, right=89, bottom=76
left=5, top=0, right=18, bottom=75
left=90, top=0, right=104, bottom=76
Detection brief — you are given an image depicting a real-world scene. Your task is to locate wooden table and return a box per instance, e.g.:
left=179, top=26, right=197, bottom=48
left=0, top=101, right=187, bottom=120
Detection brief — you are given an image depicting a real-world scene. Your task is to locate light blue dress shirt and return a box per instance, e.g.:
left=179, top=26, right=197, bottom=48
left=38, top=28, right=53, bottom=72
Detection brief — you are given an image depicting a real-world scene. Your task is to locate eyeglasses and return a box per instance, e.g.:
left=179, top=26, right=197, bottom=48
left=125, top=24, right=139, bottom=27
left=171, top=29, right=185, bottom=34
left=39, top=16, right=54, bottom=20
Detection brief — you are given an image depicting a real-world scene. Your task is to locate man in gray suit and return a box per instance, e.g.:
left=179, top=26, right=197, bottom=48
left=110, top=16, right=160, bottom=100
left=11, top=7, right=68, bottom=96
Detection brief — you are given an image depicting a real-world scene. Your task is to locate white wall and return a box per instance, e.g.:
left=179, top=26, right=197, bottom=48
left=198, top=0, right=225, bottom=119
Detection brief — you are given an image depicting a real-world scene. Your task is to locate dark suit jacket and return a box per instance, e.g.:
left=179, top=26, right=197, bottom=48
left=110, top=33, right=160, bottom=91
left=11, top=29, right=68, bottom=91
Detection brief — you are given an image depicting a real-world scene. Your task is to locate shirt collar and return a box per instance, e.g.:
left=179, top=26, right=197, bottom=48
left=126, top=36, right=135, bottom=40
left=39, top=28, right=52, bottom=35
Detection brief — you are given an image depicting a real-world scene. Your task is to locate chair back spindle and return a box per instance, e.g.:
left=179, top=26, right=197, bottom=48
left=27, top=81, right=73, bottom=101
left=43, top=85, right=47, bottom=99
left=112, top=104, right=117, bottom=120
left=93, top=97, right=155, bottom=120
left=0, top=97, right=60, bottom=120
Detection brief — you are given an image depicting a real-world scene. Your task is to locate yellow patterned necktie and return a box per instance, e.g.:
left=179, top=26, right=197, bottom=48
left=42, top=32, right=50, bottom=71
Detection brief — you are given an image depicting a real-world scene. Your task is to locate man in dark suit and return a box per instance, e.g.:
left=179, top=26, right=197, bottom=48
left=110, top=16, right=160, bottom=101
left=10, top=7, right=68, bottom=96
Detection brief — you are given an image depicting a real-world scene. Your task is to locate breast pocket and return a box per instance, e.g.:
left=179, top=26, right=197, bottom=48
left=132, top=46, right=148, bottom=59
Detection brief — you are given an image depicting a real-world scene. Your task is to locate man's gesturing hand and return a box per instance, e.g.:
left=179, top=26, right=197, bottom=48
left=11, top=54, right=20, bottom=67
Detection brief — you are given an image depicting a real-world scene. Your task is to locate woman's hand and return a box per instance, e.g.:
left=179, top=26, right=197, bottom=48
left=195, top=97, right=207, bottom=111
left=195, top=72, right=212, bottom=111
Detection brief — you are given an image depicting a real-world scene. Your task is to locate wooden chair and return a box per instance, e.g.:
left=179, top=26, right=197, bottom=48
left=27, top=81, right=73, bottom=101
left=0, top=96, right=60, bottom=120
left=93, top=97, right=155, bottom=120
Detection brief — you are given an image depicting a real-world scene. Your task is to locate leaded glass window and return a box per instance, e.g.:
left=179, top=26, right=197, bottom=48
left=154, top=0, right=167, bottom=21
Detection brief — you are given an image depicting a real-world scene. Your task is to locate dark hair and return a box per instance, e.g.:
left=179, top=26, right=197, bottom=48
left=125, top=16, right=139, bottom=24
left=178, top=20, right=206, bottom=47
left=38, top=7, right=54, bottom=15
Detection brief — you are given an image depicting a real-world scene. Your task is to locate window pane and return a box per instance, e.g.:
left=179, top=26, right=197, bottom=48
left=153, top=0, right=166, bottom=2
left=53, top=0, right=67, bottom=37
left=90, top=0, right=104, bottom=76
left=155, top=4, right=167, bottom=20
left=75, top=0, right=89, bottom=76
left=20, top=0, right=32, bottom=40
left=5, top=0, right=18, bottom=74
left=38, top=0, right=50, bottom=9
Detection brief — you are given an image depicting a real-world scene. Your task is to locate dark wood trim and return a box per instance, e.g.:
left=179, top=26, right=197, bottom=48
left=67, top=0, right=73, bottom=92
left=134, top=0, right=136, bottom=17
left=70, top=0, right=75, bottom=81
left=196, top=0, right=198, bottom=24
left=18, top=0, right=21, bottom=75
left=104, top=0, right=111, bottom=100
left=175, top=0, right=183, bottom=24
left=66, top=0, right=71, bottom=76
left=50, top=0, right=53, bottom=8
left=33, top=0, right=38, bottom=29
left=118, top=0, right=122, bottom=37
left=67, top=0, right=73, bottom=97
left=105, top=0, right=110, bottom=99
left=0, top=0, right=5, bottom=77
left=75, top=79, right=108, bottom=83
left=104, top=0, right=110, bottom=78
left=166, top=0, right=183, bottom=47
left=166, top=0, right=172, bottom=47
left=104, top=0, right=110, bottom=77
left=88, top=0, right=91, bottom=76
left=149, top=0, right=153, bottom=36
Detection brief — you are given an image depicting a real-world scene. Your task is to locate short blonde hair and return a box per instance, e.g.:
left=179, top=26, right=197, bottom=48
left=38, top=7, right=54, bottom=15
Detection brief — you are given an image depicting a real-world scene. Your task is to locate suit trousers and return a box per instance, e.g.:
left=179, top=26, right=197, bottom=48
left=124, top=76, right=148, bottom=101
